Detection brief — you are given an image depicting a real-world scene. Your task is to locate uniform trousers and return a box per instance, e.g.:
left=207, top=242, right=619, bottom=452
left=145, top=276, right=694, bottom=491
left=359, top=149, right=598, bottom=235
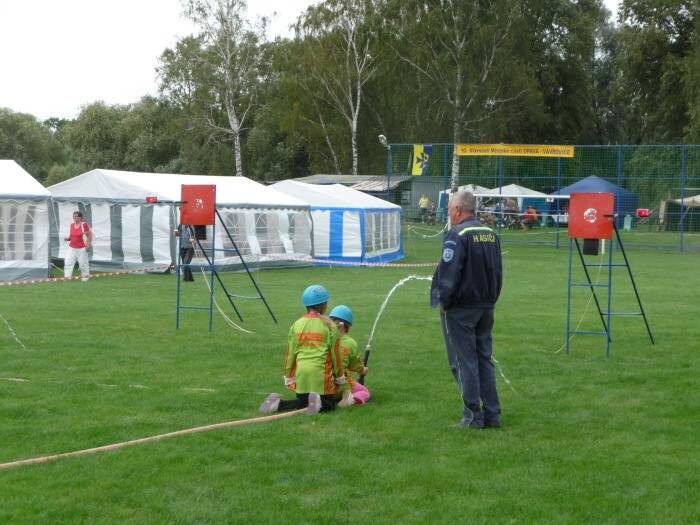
left=440, top=306, right=501, bottom=426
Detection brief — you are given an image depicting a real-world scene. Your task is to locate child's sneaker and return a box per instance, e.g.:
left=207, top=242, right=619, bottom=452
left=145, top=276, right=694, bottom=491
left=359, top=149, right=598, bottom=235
left=338, top=389, right=355, bottom=407
left=259, top=393, right=280, bottom=413
left=306, top=392, right=321, bottom=415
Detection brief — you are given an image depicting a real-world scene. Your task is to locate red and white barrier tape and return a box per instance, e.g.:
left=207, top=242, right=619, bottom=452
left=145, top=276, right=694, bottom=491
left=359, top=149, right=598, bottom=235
left=0, top=265, right=173, bottom=287
left=1, top=255, right=438, bottom=287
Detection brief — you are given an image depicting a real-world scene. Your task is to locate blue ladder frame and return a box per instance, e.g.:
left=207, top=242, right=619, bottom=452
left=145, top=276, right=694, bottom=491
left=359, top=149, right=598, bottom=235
left=176, top=209, right=278, bottom=331
left=566, top=218, right=654, bottom=356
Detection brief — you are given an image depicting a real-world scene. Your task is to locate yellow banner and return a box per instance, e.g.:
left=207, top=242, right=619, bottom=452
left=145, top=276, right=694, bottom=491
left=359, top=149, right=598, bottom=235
left=411, top=144, right=432, bottom=175
left=456, top=144, right=575, bottom=158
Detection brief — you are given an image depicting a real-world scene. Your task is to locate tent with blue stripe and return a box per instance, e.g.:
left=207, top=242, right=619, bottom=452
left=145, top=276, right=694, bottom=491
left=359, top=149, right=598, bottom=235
left=270, top=180, right=403, bottom=265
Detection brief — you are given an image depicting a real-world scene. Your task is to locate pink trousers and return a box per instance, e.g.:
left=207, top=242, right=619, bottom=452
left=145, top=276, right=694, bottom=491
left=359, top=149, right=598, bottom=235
left=352, top=381, right=371, bottom=404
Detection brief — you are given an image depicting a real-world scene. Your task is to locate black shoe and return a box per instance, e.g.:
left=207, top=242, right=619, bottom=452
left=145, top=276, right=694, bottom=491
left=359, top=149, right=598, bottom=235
left=484, top=420, right=501, bottom=429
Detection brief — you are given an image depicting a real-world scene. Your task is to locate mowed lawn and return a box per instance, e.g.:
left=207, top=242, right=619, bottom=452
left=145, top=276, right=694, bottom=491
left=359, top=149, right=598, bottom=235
left=1, top=234, right=698, bottom=524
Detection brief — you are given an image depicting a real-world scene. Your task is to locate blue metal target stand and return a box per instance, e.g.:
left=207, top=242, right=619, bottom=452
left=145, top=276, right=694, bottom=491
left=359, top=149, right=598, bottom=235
left=175, top=184, right=277, bottom=331
left=566, top=192, right=654, bottom=356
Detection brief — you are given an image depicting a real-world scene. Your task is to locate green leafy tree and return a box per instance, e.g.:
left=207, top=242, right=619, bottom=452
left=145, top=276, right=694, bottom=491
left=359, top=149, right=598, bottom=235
left=520, top=0, right=605, bottom=145
left=293, top=0, right=380, bottom=175
left=682, top=4, right=700, bottom=141
left=62, top=102, right=125, bottom=169
left=241, top=39, right=312, bottom=181
left=117, top=97, right=181, bottom=172
left=162, top=0, right=269, bottom=177
left=593, top=17, right=628, bottom=144
left=0, top=108, right=66, bottom=181
left=383, top=0, right=530, bottom=189
left=44, top=161, right=86, bottom=187
left=614, top=0, right=695, bottom=143
left=62, top=99, right=185, bottom=174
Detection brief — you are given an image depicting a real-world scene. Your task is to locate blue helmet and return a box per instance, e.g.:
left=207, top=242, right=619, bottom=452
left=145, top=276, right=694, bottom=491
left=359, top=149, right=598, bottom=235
left=301, top=285, right=330, bottom=307
left=329, top=305, right=353, bottom=325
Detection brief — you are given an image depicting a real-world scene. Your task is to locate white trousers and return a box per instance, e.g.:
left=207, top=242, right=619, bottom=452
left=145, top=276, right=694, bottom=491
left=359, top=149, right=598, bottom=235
left=65, top=247, right=90, bottom=281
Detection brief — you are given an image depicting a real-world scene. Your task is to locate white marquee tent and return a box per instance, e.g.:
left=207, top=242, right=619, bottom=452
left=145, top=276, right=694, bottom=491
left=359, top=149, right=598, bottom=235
left=438, top=183, right=492, bottom=205
left=481, top=183, right=548, bottom=210
left=48, top=170, right=313, bottom=272
left=659, top=193, right=700, bottom=230
left=270, top=180, right=403, bottom=264
left=0, top=160, right=52, bottom=281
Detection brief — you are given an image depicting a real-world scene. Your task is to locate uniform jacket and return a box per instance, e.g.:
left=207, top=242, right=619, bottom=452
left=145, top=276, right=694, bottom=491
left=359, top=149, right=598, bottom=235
left=336, top=333, right=364, bottom=394
left=430, top=216, right=503, bottom=310
left=284, top=313, right=343, bottom=395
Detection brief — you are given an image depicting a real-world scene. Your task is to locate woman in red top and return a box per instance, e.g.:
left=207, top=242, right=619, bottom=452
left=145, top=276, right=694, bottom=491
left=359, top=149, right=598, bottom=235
left=64, top=211, right=93, bottom=281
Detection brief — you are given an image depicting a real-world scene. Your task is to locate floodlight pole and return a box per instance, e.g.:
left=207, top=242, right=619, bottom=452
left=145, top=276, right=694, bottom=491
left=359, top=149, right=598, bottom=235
left=379, top=134, right=391, bottom=201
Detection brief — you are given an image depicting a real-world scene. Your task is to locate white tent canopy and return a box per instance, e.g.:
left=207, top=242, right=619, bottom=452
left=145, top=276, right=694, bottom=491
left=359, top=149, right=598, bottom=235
left=48, top=170, right=313, bottom=272
left=659, top=194, right=700, bottom=226
left=481, top=184, right=548, bottom=209
left=270, top=180, right=403, bottom=264
left=439, top=183, right=491, bottom=197
left=438, top=183, right=492, bottom=208
left=667, top=194, right=700, bottom=207
left=0, top=160, right=51, bottom=281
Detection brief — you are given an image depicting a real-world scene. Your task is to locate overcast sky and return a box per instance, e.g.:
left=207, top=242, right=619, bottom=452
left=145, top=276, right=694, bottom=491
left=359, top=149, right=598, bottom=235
left=0, top=0, right=620, bottom=122
left=0, top=0, right=314, bottom=120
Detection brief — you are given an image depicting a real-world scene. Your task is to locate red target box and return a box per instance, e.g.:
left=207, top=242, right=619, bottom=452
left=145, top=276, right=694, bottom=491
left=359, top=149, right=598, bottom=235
left=180, top=185, right=216, bottom=226
left=568, top=192, right=614, bottom=240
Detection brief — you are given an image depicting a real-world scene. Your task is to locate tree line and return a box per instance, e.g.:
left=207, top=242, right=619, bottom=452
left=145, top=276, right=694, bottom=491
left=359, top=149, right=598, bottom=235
left=1, top=0, right=698, bottom=186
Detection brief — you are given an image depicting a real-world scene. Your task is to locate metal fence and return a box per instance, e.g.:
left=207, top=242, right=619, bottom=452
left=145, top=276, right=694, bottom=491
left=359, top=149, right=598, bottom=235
left=385, top=144, right=700, bottom=252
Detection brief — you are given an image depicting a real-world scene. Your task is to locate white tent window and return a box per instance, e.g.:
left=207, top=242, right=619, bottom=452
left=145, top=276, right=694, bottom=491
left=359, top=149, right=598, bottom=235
left=259, top=212, right=284, bottom=254
left=0, top=203, right=37, bottom=261
left=288, top=212, right=312, bottom=255
left=364, top=211, right=401, bottom=256
left=219, top=211, right=249, bottom=256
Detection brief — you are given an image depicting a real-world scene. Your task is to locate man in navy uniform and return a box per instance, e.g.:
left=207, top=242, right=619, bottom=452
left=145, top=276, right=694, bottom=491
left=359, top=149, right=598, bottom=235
left=431, top=190, right=503, bottom=429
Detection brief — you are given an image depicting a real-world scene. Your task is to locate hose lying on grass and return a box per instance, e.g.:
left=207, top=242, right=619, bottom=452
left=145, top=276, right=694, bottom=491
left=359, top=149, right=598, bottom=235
left=0, top=409, right=307, bottom=470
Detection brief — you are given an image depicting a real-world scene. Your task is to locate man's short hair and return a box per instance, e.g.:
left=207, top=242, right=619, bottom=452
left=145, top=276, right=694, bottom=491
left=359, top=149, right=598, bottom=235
left=450, top=191, right=477, bottom=213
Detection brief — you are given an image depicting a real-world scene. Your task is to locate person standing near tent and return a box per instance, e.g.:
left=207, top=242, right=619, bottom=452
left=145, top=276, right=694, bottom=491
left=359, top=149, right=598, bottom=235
left=431, top=191, right=503, bottom=429
left=259, top=285, right=345, bottom=414
left=173, top=224, right=196, bottom=282
left=418, top=194, right=430, bottom=222
left=63, top=211, right=92, bottom=282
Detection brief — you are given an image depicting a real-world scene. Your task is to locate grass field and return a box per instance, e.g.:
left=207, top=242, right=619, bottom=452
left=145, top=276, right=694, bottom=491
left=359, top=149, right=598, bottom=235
left=1, top=229, right=699, bottom=524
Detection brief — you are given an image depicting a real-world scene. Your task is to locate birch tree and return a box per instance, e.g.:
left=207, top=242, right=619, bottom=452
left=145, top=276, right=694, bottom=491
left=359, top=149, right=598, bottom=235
left=385, top=0, right=522, bottom=190
left=161, top=0, right=267, bottom=176
left=294, top=0, right=379, bottom=175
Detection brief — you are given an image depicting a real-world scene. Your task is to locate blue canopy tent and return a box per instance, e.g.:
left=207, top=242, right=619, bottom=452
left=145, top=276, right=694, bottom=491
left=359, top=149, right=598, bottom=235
left=550, top=175, right=638, bottom=227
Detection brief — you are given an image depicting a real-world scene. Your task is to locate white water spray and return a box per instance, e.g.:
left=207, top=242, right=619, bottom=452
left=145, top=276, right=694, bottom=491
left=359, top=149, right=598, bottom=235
left=1, top=312, right=27, bottom=350
left=364, top=274, right=515, bottom=393
left=363, top=275, right=433, bottom=370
